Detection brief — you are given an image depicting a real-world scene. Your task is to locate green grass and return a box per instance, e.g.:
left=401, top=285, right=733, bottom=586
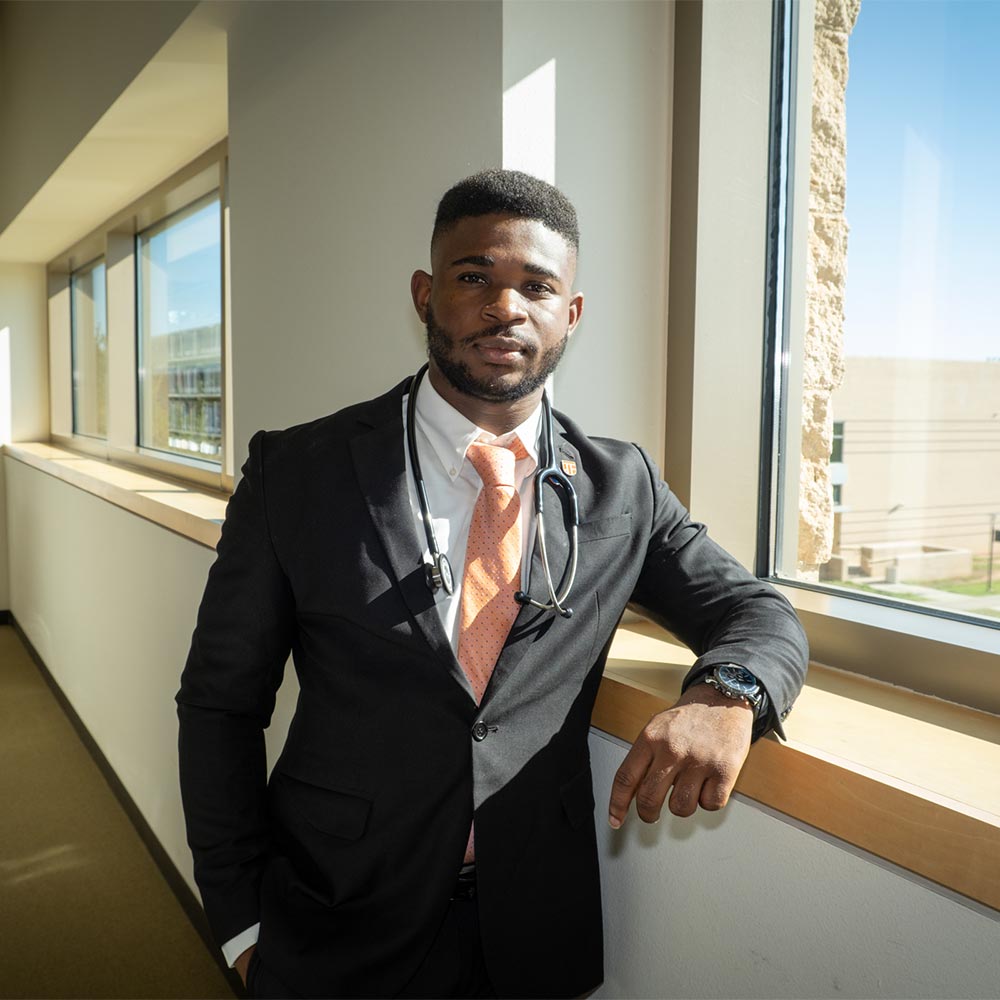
left=831, top=580, right=929, bottom=602
left=970, top=607, right=1000, bottom=620
left=917, top=578, right=998, bottom=598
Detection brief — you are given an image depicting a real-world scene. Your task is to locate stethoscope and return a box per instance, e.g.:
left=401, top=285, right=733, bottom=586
left=406, top=364, right=579, bottom=619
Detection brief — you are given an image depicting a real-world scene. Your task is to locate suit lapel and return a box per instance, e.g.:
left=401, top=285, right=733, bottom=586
left=349, top=383, right=474, bottom=701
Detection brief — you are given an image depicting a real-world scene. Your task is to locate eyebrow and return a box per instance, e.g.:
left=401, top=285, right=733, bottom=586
left=449, top=255, right=561, bottom=283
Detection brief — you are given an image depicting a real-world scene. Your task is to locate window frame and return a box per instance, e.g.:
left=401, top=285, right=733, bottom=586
left=47, top=142, right=232, bottom=494
left=760, top=0, right=1000, bottom=708
left=135, top=189, right=225, bottom=469
left=69, top=254, right=108, bottom=442
left=664, top=0, right=1000, bottom=716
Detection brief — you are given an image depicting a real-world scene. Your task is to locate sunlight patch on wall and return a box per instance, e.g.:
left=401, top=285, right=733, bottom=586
left=502, top=59, right=556, bottom=183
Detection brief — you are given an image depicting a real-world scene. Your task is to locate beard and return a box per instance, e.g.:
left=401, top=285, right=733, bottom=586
left=425, top=304, right=568, bottom=403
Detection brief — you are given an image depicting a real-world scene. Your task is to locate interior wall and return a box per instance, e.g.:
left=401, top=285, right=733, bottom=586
left=502, top=0, right=671, bottom=464
left=5, top=3, right=998, bottom=997
left=0, top=262, right=48, bottom=608
left=4, top=457, right=216, bottom=887
left=589, top=730, right=1000, bottom=999
left=0, top=264, right=49, bottom=442
left=0, top=0, right=197, bottom=233
left=226, top=0, right=503, bottom=451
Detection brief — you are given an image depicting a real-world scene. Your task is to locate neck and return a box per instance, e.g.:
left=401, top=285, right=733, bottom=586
left=427, top=365, right=542, bottom=436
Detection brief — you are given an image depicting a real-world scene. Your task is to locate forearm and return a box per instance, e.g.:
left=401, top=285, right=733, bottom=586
left=177, top=702, right=271, bottom=945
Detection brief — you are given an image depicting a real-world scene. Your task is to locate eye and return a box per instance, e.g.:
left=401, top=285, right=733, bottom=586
left=458, top=272, right=488, bottom=285
left=525, top=282, right=554, bottom=296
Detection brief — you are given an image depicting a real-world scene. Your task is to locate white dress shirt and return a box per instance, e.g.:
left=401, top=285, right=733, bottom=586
left=404, top=374, right=542, bottom=652
left=222, top=376, right=542, bottom=967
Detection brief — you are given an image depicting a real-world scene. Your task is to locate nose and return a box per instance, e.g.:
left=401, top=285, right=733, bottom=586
left=482, top=286, right=528, bottom=324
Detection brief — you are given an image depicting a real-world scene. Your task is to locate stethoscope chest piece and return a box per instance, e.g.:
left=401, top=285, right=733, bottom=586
left=407, top=364, right=579, bottom=619
left=426, top=551, right=454, bottom=596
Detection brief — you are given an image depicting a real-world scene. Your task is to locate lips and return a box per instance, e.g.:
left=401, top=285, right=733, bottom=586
left=473, top=335, right=531, bottom=365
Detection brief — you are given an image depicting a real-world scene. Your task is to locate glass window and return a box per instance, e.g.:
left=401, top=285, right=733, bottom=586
left=771, top=0, right=1000, bottom=626
left=70, top=258, right=108, bottom=439
left=136, top=193, right=223, bottom=463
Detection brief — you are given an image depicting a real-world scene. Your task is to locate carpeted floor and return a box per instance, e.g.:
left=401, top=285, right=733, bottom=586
left=0, top=625, right=236, bottom=999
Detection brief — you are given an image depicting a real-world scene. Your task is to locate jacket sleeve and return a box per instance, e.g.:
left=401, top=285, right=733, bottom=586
left=176, top=429, right=295, bottom=946
left=628, top=445, right=808, bottom=740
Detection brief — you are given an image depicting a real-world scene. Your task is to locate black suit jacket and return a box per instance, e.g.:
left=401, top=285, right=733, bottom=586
left=177, top=375, right=808, bottom=998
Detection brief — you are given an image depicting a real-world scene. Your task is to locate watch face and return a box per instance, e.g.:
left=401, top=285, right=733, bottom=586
left=716, top=664, right=759, bottom=696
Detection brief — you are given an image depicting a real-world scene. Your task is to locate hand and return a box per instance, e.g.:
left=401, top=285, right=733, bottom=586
left=608, top=683, right=753, bottom=827
left=234, top=945, right=255, bottom=987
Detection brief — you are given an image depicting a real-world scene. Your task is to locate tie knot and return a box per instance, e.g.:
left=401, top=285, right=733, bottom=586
left=466, top=435, right=526, bottom=488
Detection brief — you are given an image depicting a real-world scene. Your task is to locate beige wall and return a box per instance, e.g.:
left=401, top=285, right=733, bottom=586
left=4, top=456, right=216, bottom=888
left=503, top=0, right=671, bottom=460
left=226, top=0, right=503, bottom=449
left=0, top=264, right=50, bottom=443
left=0, top=262, right=48, bottom=610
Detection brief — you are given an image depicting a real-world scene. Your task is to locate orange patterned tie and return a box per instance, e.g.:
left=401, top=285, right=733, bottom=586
left=457, top=434, right=528, bottom=705
left=459, top=434, right=527, bottom=863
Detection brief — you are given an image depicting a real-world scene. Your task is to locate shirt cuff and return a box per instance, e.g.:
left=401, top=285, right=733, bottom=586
left=221, top=923, right=260, bottom=968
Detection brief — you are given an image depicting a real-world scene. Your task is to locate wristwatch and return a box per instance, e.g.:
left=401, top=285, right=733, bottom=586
left=702, top=664, right=764, bottom=720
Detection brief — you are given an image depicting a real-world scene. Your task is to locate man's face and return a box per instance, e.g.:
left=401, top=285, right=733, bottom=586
left=411, top=213, right=584, bottom=403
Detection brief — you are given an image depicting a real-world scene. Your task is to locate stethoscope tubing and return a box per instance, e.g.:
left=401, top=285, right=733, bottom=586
left=406, top=365, right=579, bottom=618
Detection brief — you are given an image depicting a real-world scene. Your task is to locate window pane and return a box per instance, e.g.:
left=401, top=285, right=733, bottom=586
left=137, top=194, right=222, bottom=463
left=776, top=1, right=1000, bottom=624
left=71, top=259, right=107, bottom=439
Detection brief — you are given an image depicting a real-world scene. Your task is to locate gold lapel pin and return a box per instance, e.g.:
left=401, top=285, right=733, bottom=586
left=560, top=458, right=577, bottom=477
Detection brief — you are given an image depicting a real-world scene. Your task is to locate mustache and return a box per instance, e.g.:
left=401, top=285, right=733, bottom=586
left=459, top=326, right=536, bottom=351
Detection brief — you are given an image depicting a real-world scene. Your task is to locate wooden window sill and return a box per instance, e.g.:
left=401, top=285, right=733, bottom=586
left=595, top=620, right=1000, bottom=912
left=8, top=443, right=998, bottom=911
left=3, top=442, right=225, bottom=549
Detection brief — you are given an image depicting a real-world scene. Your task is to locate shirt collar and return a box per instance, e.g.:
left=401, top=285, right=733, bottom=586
left=413, top=372, right=542, bottom=482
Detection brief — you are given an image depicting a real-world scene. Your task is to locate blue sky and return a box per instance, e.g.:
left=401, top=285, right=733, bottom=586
left=146, top=198, right=221, bottom=337
left=844, top=0, right=1000, bottom=360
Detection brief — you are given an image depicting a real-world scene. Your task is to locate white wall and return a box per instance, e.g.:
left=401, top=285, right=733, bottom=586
left=503, top=0, right=672, bottom=463
left=590, top=730, right=1000, bottom=999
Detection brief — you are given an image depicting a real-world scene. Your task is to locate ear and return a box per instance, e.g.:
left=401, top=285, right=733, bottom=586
left=567, top=291, right=584, bottom=337
left=411, top=270, right=432, bottom=322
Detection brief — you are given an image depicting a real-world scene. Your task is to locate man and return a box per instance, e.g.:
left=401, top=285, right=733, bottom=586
left=178, top=170, right=808, bottom=999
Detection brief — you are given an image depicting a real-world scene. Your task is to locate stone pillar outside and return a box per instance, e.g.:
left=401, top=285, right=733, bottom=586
left=797, top=0, right=860, bottom=578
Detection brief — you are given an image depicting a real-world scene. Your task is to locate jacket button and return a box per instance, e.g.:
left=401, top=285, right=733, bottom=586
left=472, top=721, right=489, bottom=742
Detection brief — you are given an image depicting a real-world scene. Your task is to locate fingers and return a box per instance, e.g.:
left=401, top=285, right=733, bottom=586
left=608, top=703, right=750, bottom=828
left=609, top=728, right=686, bottom=827
left=634, top=760, right=680, bottom=824
left=608, top=739, right=652, bottom=828
left=699, top=773, right=735, bottom=811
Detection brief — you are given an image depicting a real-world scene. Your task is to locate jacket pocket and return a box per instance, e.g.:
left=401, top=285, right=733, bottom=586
left=276, top=769, right=372, bottom=841
left=577, top=513, right=632, bottom=542
left=560, top=765, right=596, bottom=831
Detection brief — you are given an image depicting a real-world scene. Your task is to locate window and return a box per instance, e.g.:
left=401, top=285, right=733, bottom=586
left=765, top=0, right=1000, bottom=631
left=70, top=258, right=108, bottom=440
left=137, top=194, right=223, bottom=462
left=47, top=144, right=230, bottom=490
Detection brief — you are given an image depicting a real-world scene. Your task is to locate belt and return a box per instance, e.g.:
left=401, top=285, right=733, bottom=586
left=451, top=863, right=477, bottom=901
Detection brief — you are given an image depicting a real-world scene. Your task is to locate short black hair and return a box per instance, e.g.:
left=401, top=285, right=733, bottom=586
left=432, top=169, right=579, bottom=253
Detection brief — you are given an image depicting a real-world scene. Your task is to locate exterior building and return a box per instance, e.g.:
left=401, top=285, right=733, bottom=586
left=824, top=356, right=1000, bottom=582
left=160, top=323, right=222, bottom=460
